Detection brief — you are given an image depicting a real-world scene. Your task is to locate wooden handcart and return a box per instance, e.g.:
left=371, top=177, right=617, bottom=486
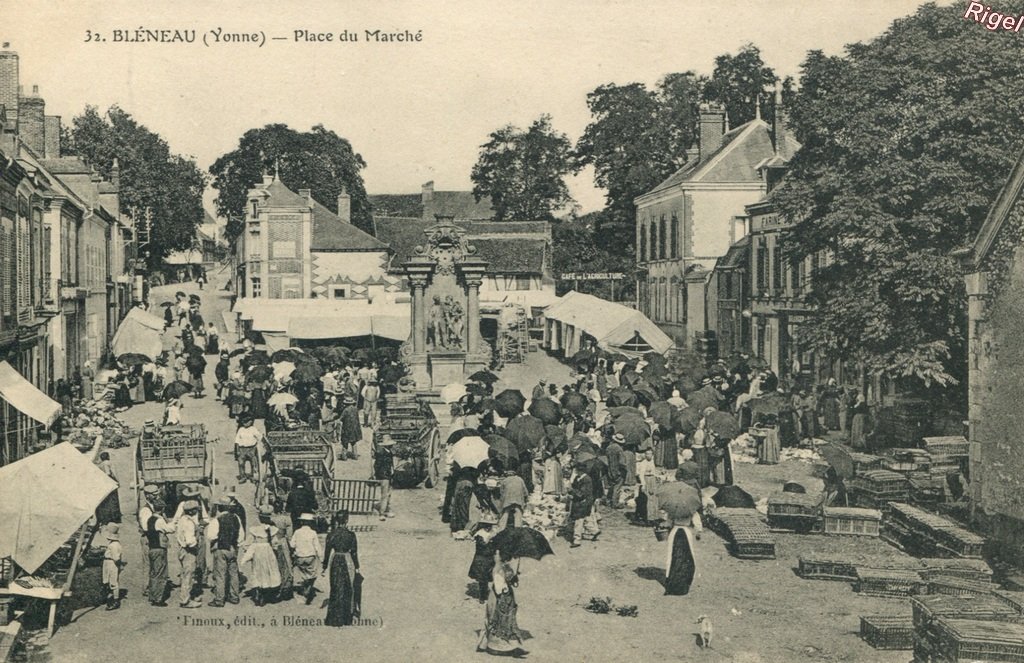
left=377, top=392, right=442, bottom=489
left=134, top=423, right=213, bottom=513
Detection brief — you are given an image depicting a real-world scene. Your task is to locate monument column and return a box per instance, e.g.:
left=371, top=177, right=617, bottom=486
left=408, top=274, right=429, bottom=354
left=459, top=261, right=487, bottom=355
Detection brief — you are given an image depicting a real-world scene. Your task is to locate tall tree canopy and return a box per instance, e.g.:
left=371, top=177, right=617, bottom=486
left=64, top=106, right=206, bottom=267
left=551, top=211, right=634, bottom=301
left=575, top=73, right=702, bottom=250
left=470, top=115, right=578, bottom=221
left=773, top=1, right=1024, bottom=392
left=210, top=124, right=372, bottom=241
left=703, top=43, right=778, bottom=128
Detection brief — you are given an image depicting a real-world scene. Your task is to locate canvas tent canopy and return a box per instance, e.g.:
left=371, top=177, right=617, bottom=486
left=286, top=315, right=410, bottom=342
left=0, top=361, right=61, bottom=428
left=111, top=307, right=165, bottom=360
left=0, top=443, right=116, bottom=574
left=543, top=291, right=673, bottom=358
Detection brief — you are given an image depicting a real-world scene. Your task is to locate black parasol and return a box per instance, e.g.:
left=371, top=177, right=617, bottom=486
left=492, top=526, right=554, bottom=560
left=494, top=389, right=526, bottom=418
left=528, top=398, right=561, bottom=426
left=468, top=370, right=499, bottom=385
left=705, top=410, right=740, bottom=440
left=561, top=391, right=589, bottom=416
left=484, top=434, right=518, bottom=468
left=248, top=365, right=273, bottom=382
left=117, top=352, right=150, bottom=367
left=162, top=380, right=193, bottom=400
left=607, top=386, right=637, bottom=408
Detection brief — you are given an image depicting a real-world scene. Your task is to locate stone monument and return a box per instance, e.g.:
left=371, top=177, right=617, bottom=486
left=402, top=216, right=489, bottom=389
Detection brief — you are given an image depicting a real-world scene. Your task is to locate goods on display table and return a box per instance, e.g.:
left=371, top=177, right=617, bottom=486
left=522, top=494, right=568, bottom=540
left=61, top=399, right=134, bottom=454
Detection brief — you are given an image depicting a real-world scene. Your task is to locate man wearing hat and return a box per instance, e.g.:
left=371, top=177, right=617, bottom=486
left=372, top=434, right=396, bottom=521
left=102, top=524, right=124, bottom=610
left=234, top=416, right=262, bottom=484
left=214, top=350, right=230, bottom=401
left=172, top=485, right=210, bottom=587
left=138, top=485, right=174, bottom=606
left=207, top=496, right=243, bottom=607
left=531, top=379, right=547, bottom=402
left=176, top=501, right=203, bottom=608
left=361, top=378, right=380, bottom=428
left=338, top=394, right=362, bottom=460
left=289, top=513, right=322, bottom=604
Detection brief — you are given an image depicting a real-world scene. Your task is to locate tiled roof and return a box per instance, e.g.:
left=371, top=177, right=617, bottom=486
left=373, top=216, right=548, bottom=274
left=369, top=193, right=423, bottom=218
left=263, top=179, right=309, bottom=207
left=311, top=199, right=388, bottom=251
left=425, top=191, right=494, bottom=220
left=715, top=236, right=750, bottom=270
left=643, top=119, right=776, bottom=196
left=39, top=157, right=92, bottom=174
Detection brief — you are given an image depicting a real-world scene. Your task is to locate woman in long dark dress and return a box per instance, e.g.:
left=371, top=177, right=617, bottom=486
left=450, top=467, right=478, bottom=534
left=112, top=371, right=133, bottom=410
left=478, top=551, right=526, bottom=656
left=468, top=519, right=497, bottom=602
left=250, top=379, right=269, bottom=420
left=664, top=520, right=697, bottom=596
left=322, top=511, right=360, bottom=627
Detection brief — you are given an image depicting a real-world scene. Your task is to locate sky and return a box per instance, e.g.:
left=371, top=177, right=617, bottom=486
left=5, top=0, right=951, bottom=213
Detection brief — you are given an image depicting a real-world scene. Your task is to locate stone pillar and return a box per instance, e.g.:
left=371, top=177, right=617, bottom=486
left=459, top=260, right=487, bottom=356
left=410, top=278, right=427, bottom=353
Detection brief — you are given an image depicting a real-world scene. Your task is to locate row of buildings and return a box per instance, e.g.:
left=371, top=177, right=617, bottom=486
left=634, top=90, right=842, bottom=389
left=0, top=46, right=136, bottom=465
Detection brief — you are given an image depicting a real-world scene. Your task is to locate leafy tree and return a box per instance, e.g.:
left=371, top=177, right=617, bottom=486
left=210, top=124, right=373, bottom=241
left=470, top=115, right=578, bottom=221
left=551, top=211, right=635, bottom=301
left=64, top=106, right=207, bottom=267
left=576, top=74, right=703, bottom=251
left=773, top=1, right=1024, bottom=392
left=702, top=43, right=778, bottom=128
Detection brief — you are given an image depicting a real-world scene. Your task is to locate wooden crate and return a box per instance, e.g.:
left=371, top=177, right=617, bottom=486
left=883, top=448, right=932, bottom=473
left=708, top=508, right=776, bottom=560
left=934, top=618, right=1024, bottom=663
left=852, top=470, right=910, bottom=495
left=855, top=568, right=925, bottom=598
left=823, top=507, right=882, bottom=536
left=919, top=558, right=992, bottom=583
left=922, top=436, right=968, bottom=458
left=860, top=614, right=915, bottom=650
left=926, top=575, right=995, bottom=598
left=932, top=526, right=986, bottom=559
left=911, top=595, right=1020, bottom=633
left=799, top=556, right=861, bottom=581
left=850, top=452, right=883, bottom=474
left=767, top=495, right=821, bottom=533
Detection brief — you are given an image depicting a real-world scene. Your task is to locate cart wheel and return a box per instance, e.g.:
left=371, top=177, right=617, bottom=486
left=424, top=426, right=441, bottom=489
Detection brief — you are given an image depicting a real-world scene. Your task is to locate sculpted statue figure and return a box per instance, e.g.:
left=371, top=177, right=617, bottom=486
left=428, top=295, right=445, bottom=349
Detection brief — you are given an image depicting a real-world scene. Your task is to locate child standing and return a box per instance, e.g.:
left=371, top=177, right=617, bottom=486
left=102, top=524, right=125, bottom=610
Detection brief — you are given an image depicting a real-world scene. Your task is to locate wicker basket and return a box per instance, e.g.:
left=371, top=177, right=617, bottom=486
left=859, top=614, right=915, bottom=650
left=855, top=568, right=925, bottom=598
left=934, top=618, right=1024, bottom=663
left=823, top=507, right=881, bottom=536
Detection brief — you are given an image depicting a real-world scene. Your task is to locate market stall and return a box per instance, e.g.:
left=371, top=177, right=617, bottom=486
left=542, top=290, right=673, bottom=359
left=0, top=443, right=116, bottom=637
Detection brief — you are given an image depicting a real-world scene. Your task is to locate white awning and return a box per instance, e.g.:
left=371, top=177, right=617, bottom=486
left=0, top=361, right=61, bottom=428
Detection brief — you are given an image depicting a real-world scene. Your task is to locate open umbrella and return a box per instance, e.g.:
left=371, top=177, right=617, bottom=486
left=468, top=370, right=499, bottom=385
left=648, top=401, right=674, bottom=432
left=561, top=391, right=589, bottom=416
left=607, top=386, right=637, bottom=408
left=654, top=481, right=702, bottom=521
left=492, top=526, right=554, bottom=560
left=0, top=443, right=117, bottom=574
left=162, top=380, right=193, bottom=400
left=441, top=383, right=468, bottom=404
left=705, top=410, right=741, bottom=440
left=477, top=397, right=498, bottom=413
left=484, top=434, right=518, bottom=468
left=117, top=352, right=150, bottom=367
left=674, top=374, right=702, bottom=394
left=611, top=415, right=651, bottom=448
left=159, top=301, right=175, bottom=307
left=571, top=348, right=595, bottom=370
left=245, top=350, right=271, bottom=367
left=544, top=425, right=567, bottom=454
left=272, top=361, right=296, bottom=382
left=292, top=362, right=323, bottom=383
left=687, top=385, right=723, bottom=412
left=673, top=407, right=702, bottom=435
left=229, top=347, right=248, bottom=358
left=268, top=392, right=299, bottom=414
left=749, top=392, right=789, bottom=418
left=621, top=371, right=642, bottom=387
left=528, top=398, right=561, bottom=426
left=631, top=380, right=660, bottom=406
left=494, top=389, right=526, bottom=418
left=449, top=436, right=490, bottom=469
left=271, top=348, right=305, bottom=363
left=819, top=443, right=855, bottom=480
left=248, top=365, right=274, bottom=382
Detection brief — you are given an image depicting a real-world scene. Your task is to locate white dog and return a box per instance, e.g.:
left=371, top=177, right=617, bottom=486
left=696, top=615, right=714, bottom=649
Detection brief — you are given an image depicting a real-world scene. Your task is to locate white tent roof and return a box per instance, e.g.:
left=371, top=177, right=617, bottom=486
left=543, top=291, right=673, bottom=356
left=0, top=362, right=61, bottom=428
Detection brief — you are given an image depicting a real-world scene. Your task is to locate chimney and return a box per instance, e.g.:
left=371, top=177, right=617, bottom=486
left=298, top=188, right=312, bottom=207
left=698, top=102, right=727, bottom=161
left=43, top=114, right=60, bottom=158
left=336, top=186, right=351, bottom=224
left=772, top=81, right=793, bottom=159
left=110, top=157, right=120, bottom=188
left=262, top=172, right=274, bottom=185
left=18, top=85, right=45, bottom=155
left=0, top=47, right=17, bottom=127
left=421, top=180, right=434, bottom=204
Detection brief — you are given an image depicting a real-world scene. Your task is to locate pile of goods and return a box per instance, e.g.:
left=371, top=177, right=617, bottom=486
left=849, top=469, right=910, bottom=509
left=62, top=400, right=134, bottom=452
left=910, top=594, right=1024, bottom=660
left=706, top=507, right=775, bottom=560
left=885, top=502, right=985, bottom=559
left=522, top=494, right=568, bottom=540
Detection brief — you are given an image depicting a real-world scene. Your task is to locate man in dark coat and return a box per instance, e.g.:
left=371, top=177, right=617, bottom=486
left=604, top=433, right=626, bottom=508
left=338, top=395, right=362, bottom=460
left=185, top=352, right=207, bottom=398
left=286, top=477, right=319, bottom=529
left=504, top=412, right=545, bottom=493
left=214, top=352, right=230, bottom=400
left=569, top=462, right=599, bottom=547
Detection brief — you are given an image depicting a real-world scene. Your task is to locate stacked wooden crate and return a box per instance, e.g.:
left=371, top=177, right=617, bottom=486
left=822, top=506, right=882, bottom=536
left=766, top=494, right=821, bottom=533
left=884, top=502, right=985, bottom=558
left=706, top=507, right=775, bottom=560
left=850, top=469, right=910, bottom=509
left=860, top=614, right=915, bottom=650
left=911, top=594, right=1022, bottom=662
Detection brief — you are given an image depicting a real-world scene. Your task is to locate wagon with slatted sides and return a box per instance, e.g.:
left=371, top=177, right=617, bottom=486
left=134, top=422, right=213, bottom=511
left=376, top=391, right=442, bottom=489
